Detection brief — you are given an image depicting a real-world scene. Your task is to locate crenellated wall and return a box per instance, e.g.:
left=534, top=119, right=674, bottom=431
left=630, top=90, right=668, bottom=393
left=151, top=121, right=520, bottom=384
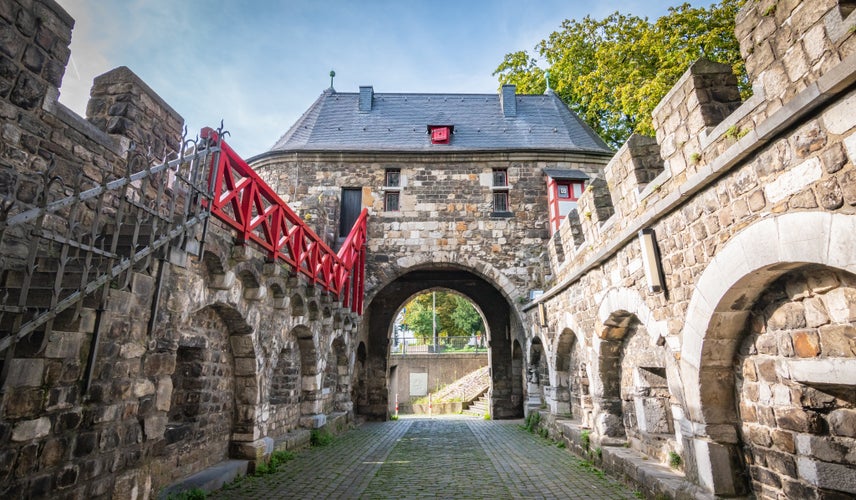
left=0, top=1, right=362, bottom=498
left=530, top=1, right=856, bottom=498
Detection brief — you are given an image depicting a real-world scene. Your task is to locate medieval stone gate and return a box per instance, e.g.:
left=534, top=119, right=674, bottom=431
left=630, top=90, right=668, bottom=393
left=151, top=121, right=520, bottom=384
left=1, top=1, right=855, bottom=499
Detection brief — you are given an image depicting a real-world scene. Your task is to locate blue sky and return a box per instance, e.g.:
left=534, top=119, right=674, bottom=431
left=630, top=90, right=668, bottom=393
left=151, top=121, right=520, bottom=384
left=56, top=0, right=718, bottom=157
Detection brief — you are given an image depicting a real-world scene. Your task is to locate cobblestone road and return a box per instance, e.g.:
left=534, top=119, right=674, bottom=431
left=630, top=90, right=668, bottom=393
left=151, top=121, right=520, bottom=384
left=212, top=416, right=636, bottom=499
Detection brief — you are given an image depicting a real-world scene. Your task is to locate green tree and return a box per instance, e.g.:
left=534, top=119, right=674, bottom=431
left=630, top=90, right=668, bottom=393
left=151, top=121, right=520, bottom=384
left=494, top=0, right=747, bottom=148
left=450, top=294, right=484, bottom=337
left=400, top=291, right=484, bottom=339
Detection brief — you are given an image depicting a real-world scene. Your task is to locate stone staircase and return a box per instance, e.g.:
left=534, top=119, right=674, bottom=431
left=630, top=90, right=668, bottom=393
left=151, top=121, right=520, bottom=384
left=462, top=392, right=490, bottom=418
left=431, top=365, right=489, bottom=403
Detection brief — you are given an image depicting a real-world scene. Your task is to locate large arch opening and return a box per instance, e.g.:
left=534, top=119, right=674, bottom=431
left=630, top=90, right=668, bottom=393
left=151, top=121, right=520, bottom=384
left=357, top=266, right=524, bottom=420
left=387, top=289, right=490, bottom=414
left=680, top=212, right=856, bottom=496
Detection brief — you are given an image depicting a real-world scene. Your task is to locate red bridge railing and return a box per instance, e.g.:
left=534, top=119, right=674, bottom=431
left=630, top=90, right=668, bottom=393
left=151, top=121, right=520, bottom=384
left=202, top=127, right=367, bottom=314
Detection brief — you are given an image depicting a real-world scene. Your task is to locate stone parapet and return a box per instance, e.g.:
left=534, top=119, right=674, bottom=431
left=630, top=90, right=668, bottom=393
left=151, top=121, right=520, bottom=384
left=86, top=66, right=184, bottom=157
left=652, top=59, right=742, bottom=181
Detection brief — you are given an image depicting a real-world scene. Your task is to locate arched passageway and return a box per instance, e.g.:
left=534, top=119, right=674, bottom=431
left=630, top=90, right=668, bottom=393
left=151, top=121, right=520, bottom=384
left=355, top=267, right=524, bottom=420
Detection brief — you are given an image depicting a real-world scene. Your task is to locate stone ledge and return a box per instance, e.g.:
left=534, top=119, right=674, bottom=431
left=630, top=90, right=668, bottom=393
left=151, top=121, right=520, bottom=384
left=274, top=428, right=311, bottom=451
left=547, top=416, right=720, bottom=500
left=601, top=447, right=719, bottom=500
left=157, top=459, right=248, bottom=499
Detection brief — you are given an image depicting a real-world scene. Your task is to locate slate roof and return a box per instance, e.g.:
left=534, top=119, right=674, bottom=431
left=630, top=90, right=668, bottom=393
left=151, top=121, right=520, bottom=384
left=543, top=168, right=590, bottom=180
left=266, top=87, right=612, bottom=155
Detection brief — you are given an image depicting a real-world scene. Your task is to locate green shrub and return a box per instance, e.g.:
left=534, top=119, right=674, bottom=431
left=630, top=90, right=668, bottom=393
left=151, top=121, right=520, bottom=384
left=483, top=412, right=491, bottom=420
left=389, top=414, right=399, bottom=421
left=556, top=441, right=566, bottom=449
left=167, top=489, right=206, bottom=500
left=523, top=412, right=541, bottom=433
left=310, top=428, right=334, bottom=447
left=581, top=430, right=591, bottom=452
left=668, top=451, right=682, bottom=469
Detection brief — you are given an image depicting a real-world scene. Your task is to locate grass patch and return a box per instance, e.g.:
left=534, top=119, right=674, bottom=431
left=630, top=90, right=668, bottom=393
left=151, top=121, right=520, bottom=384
left=254, top=450, right=296, bottom=477
left=581, top=429, right=590, bottom=452
left=483, top=412, right=491, bottom=420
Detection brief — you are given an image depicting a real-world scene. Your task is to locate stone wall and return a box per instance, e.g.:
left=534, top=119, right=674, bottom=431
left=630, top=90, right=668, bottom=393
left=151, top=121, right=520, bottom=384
left=0, top=1, right=363, bottom=498
left=388, top=353, right=488, bottom=406
left=528, top=1, right=856, bottom=497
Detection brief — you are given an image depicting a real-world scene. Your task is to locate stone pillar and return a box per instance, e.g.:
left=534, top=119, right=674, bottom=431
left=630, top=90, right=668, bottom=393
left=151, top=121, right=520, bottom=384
left=544, top=385, right=570, bottom=415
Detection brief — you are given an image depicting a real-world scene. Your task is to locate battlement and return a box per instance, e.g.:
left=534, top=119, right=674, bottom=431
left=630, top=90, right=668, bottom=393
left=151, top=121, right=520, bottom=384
left=546, top=1, right=856, bottom=288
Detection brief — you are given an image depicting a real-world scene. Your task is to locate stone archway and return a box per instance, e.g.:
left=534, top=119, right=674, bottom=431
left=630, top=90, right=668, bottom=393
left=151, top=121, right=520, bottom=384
left=289, top=325, right=325, bottom=428
left=359, top=265, right=523, bottom=420
left=328, top=336, right=351, bottom=414
left=680, top=212, right=856, bottom=496
left=527, top=337, right=547, bottom=411
left=164, top=302, right=260, bottom=483
left=550, top=328, right=577, bottom=416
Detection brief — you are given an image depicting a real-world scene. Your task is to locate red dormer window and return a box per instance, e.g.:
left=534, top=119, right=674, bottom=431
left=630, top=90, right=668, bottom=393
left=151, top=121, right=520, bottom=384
left=428, top=125, right=452, bottom=144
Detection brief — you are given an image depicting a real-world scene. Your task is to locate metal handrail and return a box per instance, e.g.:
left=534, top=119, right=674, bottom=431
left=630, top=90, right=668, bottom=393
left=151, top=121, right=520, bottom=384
left=0, top=133, right=219, bottom=351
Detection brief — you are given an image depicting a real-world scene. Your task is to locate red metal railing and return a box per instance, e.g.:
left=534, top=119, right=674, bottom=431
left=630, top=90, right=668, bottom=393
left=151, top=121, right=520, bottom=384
left=201, top=127, right=367, bottom=314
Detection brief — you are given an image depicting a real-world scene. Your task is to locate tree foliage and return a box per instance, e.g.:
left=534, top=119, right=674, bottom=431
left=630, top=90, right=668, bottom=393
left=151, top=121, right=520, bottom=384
left=494, top=0, right=747, bottom=148
left=400, top=291, right=484, bottom=339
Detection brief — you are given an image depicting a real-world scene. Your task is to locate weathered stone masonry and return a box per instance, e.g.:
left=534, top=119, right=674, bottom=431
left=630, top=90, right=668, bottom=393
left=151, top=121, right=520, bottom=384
left=3, top=0, right=856, bottom=499
left=0, top=1, right=360, bottom=498
left=527, top=1, right=856, bottom=498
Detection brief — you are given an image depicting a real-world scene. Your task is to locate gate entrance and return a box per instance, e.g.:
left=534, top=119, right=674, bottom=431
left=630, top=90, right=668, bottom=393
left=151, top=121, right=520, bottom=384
left=354, top=266, right=525, bottom=420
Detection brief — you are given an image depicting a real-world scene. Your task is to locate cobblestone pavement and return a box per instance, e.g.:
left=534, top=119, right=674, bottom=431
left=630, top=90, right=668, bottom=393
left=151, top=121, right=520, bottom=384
left=212, top=416, right=636, bottom=499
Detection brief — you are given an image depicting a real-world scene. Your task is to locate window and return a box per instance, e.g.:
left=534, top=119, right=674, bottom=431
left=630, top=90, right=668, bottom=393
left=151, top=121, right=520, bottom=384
left=428, top=125, right=452, bottom=144
left=556, top=181, right=583, bottom=200
left=385, top=192, right=400, bottom=212
left=385, top=169, right=400, bottom=187
left=491, top=168, right=510, bottom=215
left=493, top=192, right=508, bottom=212
left=383, top=168, right=401, bottom=212
left=493, top=169, right=507, bottom=187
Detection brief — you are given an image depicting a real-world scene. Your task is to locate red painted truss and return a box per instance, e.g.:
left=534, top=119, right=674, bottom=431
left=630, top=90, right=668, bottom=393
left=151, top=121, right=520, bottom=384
left=201, top=127, right=367, bottom=314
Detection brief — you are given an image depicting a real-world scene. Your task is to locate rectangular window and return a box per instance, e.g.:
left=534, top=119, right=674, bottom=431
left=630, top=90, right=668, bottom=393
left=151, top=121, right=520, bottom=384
left=491, top=168, right=510, bottom=215
left=493, top=192, right=508, bottom=212
left=385, top=169, right=400, bottom=187
left=385, top=191, right=400, bottom=212
left=493, top=169, right=507, bottom=187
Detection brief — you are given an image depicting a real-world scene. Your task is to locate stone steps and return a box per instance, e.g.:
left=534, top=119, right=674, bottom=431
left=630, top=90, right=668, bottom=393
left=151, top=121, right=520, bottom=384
left=462, top=394, right=490, bottom=417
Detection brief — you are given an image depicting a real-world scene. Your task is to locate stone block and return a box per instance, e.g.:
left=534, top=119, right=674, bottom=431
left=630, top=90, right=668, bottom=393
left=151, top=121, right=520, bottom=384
left=821, top=287, right=856, bottom=323
left=692, top=439, right=740, bottom=495
left=791, top=330, right=820, bottom=357
left=774, top=406, right=822, bottom=433
left=797, top=457, right=856, bottom=494
left=3, top=359, right=44, bottom=388
left=828, top=409, right=856, bottom=438
left=803, top=297, right=829, bottom=328
left=818, top=324, right=856, bottom=356
left=156, top=377, right=173, bottom=411
left=44, top=331, right=83, bottom=359
left=11, top=417, right=51, bottom=442
left=143, top=414, right=166, bottom=440
left=763, top=157, right=822, bottom=204
left=132, top=379, right=155, bottom=398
